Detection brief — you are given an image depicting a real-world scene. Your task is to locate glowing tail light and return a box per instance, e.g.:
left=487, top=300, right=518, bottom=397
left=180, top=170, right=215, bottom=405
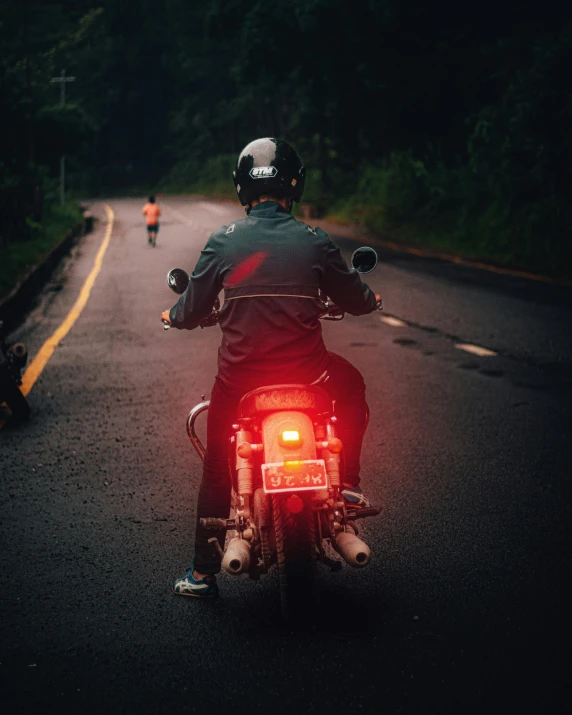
left=282, top=430, right=300, bottom=442
left=279, top=430, right=302, bottom=448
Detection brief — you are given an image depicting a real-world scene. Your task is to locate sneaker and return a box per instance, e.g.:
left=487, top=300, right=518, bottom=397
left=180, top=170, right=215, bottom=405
left=173, top=566, right=219, bottom=598
left=341, top=485, right=374, bottom=509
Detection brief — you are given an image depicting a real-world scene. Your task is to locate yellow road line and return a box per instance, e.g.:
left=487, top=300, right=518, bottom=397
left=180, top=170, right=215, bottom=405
left=4, top=204, right=114, bottom=415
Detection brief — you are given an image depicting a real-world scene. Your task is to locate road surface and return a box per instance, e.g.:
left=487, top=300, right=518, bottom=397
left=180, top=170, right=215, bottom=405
left=1, top=197, right=571, bottom=714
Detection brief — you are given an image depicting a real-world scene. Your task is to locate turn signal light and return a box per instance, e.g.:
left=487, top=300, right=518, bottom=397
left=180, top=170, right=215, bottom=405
left=237, top=442, right=253, bottom=459
left=237, top=442, right=263, bottom=458
left=327, top=438, right=343, bottom=454
left=279, top=430, right=302, bottom=448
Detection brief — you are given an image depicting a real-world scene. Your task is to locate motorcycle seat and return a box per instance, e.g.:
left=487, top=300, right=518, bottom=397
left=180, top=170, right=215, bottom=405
left=238, top=384, right=332, bottom=418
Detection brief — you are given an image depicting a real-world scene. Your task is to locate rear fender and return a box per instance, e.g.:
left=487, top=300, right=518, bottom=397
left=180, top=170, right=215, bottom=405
left=261, top=411, right=317, bottom=464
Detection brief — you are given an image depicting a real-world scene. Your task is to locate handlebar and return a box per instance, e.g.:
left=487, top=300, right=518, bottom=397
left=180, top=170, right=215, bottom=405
left=195, top=300, right=343, bottom=326
left=164, top=249, right=380, bottom=332
left=162, top=296, right=363, bottom=331
left=163, top=302, right=346, bottom=331
left=162, top=309, right=220, bottom=331
left=199, top=310, right=220, bottom=328
left=320, top=301, right=345, bottom=321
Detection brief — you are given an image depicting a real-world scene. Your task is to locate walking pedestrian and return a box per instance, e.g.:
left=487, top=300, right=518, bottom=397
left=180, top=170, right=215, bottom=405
left=142, top=195, right=161, bottom=246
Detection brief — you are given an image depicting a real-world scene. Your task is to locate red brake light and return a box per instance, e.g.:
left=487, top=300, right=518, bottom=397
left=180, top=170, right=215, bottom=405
left=279, top=430, right=302, bottom=448
left=282, top=430, right=299, bottom=442
left=285, top=494, right=304, bottom=514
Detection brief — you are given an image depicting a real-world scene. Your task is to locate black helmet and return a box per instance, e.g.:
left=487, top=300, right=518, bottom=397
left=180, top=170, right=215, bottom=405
left=233, top=137, right=306, bottom=206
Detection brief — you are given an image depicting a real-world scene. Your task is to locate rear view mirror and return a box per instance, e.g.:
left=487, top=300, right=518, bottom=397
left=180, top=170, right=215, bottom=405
left=351, top=246, right=378, bottom=273
left=167, top=268, right=189, bottom=294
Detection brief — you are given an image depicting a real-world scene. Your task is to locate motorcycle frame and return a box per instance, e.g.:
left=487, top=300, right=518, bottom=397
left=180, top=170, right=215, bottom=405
left=186, top=400, right=210, bottom=462
left=187, top=400, right=380, bottom=580
left=185, top=398, right=361, bottom=572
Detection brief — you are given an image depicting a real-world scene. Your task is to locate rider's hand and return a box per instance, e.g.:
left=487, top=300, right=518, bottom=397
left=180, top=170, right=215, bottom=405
left=161, top=309, right=172, bottom=326
left=375, top=293, right=383, bottom=310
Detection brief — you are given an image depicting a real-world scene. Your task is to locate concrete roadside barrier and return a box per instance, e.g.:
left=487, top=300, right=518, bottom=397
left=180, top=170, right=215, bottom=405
left=0, top=209, right=95, bottom=333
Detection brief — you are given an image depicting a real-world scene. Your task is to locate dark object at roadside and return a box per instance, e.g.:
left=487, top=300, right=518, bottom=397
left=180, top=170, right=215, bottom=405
left=0, top=321, right=30, bottom=420
left=83, top=209, right=94, bottom=234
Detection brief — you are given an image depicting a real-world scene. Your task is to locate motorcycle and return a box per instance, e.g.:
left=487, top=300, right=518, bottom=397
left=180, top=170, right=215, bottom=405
left=0, top=320, right=30, bottom=420
left=165, top=246, right=381, bottom=615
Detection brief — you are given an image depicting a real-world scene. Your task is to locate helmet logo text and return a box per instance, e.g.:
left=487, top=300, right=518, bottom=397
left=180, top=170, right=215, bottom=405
left=249, top=166, right=278, bottom=179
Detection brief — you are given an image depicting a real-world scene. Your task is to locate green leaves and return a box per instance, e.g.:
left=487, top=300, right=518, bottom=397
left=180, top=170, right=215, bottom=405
left=1, top=0, right=570, bottom=273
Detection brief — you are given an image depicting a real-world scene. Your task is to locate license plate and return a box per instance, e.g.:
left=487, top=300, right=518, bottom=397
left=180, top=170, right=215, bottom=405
left=261, top=459, right=328, bottom=494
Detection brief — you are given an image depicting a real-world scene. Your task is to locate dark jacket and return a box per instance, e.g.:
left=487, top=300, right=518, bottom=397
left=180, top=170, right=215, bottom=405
left=170, top=201, right=377, bottom=390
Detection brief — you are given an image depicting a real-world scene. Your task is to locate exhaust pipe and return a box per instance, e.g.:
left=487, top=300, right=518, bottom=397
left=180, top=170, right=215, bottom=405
left=222, top=537, right=251, bottom=575
left=333, top=531, right=371, bottom=568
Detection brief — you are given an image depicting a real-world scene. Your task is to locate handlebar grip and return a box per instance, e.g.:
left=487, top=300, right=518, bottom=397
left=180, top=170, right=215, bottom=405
left=319, top=300, right=345, bottom=320
left=163, top=320, right=171, bottom=330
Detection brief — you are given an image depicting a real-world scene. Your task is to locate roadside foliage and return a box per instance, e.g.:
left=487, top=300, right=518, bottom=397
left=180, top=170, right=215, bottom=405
left=1, top=0, right=570, bottom=277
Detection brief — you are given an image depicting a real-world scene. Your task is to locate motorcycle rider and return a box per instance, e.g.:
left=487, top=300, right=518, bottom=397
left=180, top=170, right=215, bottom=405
left=161, top=138, right=382, bottom=597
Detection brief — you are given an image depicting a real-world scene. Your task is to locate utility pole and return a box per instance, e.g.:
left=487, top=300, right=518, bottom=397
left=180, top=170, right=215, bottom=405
left=51, top=69, right=76, bottom=206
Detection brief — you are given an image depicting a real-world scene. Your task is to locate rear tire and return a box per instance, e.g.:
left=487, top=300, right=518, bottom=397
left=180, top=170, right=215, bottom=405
left=271, top=494, right=317, bottom=618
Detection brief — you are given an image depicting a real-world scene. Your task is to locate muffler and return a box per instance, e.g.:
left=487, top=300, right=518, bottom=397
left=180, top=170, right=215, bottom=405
left=222, top=537, right=251, bottom=575
left=333, top=531, right=371, bottom=568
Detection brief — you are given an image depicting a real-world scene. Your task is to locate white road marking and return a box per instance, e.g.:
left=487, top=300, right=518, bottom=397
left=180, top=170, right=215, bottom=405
left=162, top=203, right=194, bottom=226
left=380, top=315, right=498, bottom=358
left=381, top=316, right=408, bottom=327
left=455, top=343, right=498, bottom=357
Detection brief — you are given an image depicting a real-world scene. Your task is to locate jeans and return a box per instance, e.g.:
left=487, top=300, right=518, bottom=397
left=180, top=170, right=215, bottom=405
left=193, top=352, right=369, bottom=574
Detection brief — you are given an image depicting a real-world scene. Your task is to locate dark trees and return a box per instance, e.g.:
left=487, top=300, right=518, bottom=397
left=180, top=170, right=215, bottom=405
left=2, top=0, right=570, bottom=269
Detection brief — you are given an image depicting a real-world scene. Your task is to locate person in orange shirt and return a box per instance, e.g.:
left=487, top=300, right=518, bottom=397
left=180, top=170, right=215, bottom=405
left=142, top=195, right=161, bottom=246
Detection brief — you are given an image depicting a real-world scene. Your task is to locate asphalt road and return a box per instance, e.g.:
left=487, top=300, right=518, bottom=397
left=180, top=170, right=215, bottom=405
left=1, top=197, right=571, bottom=714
